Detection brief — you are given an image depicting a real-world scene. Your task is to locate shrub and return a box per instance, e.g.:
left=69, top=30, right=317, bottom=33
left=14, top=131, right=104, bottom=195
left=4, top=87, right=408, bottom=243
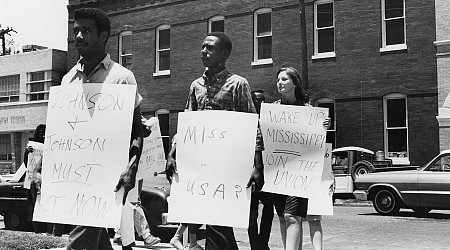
left=0, top=230, right=67, bottom=250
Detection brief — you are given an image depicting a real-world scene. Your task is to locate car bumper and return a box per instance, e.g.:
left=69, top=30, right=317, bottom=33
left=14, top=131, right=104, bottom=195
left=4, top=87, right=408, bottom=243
left=353, top=190, right=368, bottom=201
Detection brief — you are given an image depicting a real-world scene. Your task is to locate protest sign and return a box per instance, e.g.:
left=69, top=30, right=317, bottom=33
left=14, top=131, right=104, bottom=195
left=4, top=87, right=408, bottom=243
left=33, top=83, right=136, bottom=228
left=307, top=143, right=334, bottom=215
left=137, top=117, right=168, bottom=191
left=168, top=111, right=258, bottom=228
left=24, top=141, right=44, bottom=189
left=10, top=162, right=26, bottom=183
left=260, top=103, right=328, bottom=198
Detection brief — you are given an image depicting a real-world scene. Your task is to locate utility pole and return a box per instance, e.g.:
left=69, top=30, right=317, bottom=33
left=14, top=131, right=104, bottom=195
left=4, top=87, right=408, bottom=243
left=298, top=0, right=309, bottom=94
left=0, top=25, right=17, bottom=56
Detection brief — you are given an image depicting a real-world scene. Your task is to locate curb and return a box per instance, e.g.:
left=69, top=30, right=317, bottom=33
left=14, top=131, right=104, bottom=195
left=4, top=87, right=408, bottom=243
left=334, top=199, right=372, bottom=207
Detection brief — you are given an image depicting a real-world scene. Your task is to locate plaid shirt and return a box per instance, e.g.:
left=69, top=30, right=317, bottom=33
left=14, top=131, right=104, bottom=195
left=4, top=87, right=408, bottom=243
left=185, top=68, right=264, bottom=151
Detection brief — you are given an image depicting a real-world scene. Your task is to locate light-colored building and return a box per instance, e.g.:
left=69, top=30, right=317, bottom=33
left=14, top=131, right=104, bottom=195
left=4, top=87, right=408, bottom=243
left=0, top=47, right=66, bottom=174
left=435, top=0, right=450, bottom=151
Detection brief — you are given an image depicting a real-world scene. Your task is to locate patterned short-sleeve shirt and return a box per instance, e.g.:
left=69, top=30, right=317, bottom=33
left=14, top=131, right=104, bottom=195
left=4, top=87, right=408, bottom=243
left=185, top=68, right=263, bottom=151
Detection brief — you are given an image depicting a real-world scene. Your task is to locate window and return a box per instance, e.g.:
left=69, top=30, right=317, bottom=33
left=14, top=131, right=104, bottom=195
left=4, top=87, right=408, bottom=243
left=154, top=25, right=170, bottom=76
left=313, top=0, right=335, bottom=59
left=253, top=8, right=272, bottom=65
left=0, top=75, right=19, bottom=103
left=428, top=155, right=450, bottom=172
left=384, top=94, right=409, bottom=164
left=209, top=16, right=224, bottom=33
left=0, top=134, right=11, bottom=161
left=316, top=98, right=336, bottom=148
left=381, top=0, right=407, bottom=52
left=26, top=71, right=61, bottom=101
left=119, top=31, right=133, bottom=69
left=155, top=109, right=170, bottom=157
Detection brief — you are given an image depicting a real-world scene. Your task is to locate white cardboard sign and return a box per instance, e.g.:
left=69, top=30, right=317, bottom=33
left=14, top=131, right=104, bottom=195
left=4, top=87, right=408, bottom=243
left=33, top=83, right=136, bottom=228
left=306, top=143, right=334, bottom=215
left=137, top=117, right=166, bottom=186
left=168, top=111, right=258, bottom=228
left=24, top=141, right=44, bottom=189
left=260, top=103, right=328, bottom=198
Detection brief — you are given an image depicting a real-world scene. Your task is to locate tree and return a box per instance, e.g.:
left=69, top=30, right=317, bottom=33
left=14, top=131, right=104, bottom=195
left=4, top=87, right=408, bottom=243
left=0, top=25, right=17, bottom=56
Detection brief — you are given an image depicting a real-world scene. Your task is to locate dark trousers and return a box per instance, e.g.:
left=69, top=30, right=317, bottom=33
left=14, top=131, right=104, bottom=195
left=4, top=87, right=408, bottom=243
left=66, top=226, right=113, bottom=250
left=248, top=192, right=274, bottom=250
left=205, top=225, right=239, bottom=250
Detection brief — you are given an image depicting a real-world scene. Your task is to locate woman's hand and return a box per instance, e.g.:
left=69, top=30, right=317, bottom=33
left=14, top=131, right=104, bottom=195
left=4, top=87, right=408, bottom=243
left=323, top=117, right=331, bottom=130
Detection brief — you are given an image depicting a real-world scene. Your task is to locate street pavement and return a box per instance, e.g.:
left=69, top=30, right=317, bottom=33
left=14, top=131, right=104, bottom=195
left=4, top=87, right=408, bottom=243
left=0, top=199, right=369, bottom=250
left=4, top=199, right=450, bottom=249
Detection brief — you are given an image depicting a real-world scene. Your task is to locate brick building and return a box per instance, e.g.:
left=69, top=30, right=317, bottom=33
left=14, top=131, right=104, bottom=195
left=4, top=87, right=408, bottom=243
left=66, top=0, right=439, bottom=166
left=0, top=48, right=66, bottom=174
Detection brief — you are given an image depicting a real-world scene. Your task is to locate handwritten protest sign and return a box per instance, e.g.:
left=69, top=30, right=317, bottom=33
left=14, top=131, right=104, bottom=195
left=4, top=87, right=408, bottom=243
left=307, top=143, right=334, bottom=215
left=137, top=117, right=167, bottom=189
left=260, top=103, right=328, bottom=198
left=24, top=141, right=44, bottom=189
left=168, top=111, right=258, bottom=228
left=33, top=83, right=136, bottom=228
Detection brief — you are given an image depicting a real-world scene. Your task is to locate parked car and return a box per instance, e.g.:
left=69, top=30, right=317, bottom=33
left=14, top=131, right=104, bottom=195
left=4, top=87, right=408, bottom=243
left=353, top=150, right=450, bottom=216
left=0, top=176, right=31, bottom=231
left=332, top=146, right=418, bottom=198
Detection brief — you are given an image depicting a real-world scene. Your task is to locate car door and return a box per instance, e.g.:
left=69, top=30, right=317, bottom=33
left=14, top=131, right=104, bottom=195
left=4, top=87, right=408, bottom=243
left=417, top=154, right=450, bottom=208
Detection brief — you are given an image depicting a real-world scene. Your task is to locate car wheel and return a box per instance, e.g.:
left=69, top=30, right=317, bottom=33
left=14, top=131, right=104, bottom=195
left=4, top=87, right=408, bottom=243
left=351, top=161, right=374, bottom=180
left=373, top=189, right=400, bottom=215
left=412, top=207, right=431, bottom=216
left=4, top=210, right=26, bottom=231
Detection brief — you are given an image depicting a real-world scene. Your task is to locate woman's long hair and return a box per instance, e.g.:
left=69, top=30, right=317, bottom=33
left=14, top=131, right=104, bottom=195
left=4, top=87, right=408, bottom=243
left=277, top=67, right=308, bottom=105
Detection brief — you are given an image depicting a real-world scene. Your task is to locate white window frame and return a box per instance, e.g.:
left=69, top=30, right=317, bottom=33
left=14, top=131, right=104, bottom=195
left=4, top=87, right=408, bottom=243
left=252, top=8, right=273, bottom=66
left=208, top=15, right=225, bottom=33
left=380, top=0, right=407, bottom=52
left=383, top=93, right=410, bottom=165
left=155, top=109, right=170, bottom=155
left=315, top=98, right=336, bottom=148
left=0, top=75, right=19, bottom=103
left=119, top=31, right=133, bottom=67
left=313, top=0, right=336, bottom=60
left=27, top=71, right=49, bottom=102
left=154, top=25, right=171, bottom=76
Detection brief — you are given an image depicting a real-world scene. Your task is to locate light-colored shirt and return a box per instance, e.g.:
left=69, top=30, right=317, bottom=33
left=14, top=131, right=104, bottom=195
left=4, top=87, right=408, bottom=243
left=61, top=54, right=142, bottom=108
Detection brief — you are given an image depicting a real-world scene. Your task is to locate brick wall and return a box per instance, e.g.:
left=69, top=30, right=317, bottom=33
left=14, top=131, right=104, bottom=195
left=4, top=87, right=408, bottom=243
left=66, top=0, right=439, bottom=164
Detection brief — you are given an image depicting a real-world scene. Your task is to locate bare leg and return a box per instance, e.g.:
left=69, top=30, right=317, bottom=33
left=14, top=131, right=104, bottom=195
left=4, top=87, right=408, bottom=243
left=171, top=224, right=188, bottom=250
left=308, top=221, right=322, bottom=250
left=278, top=215, right=286, bottom=249
left=284, top=213, right=302, bottom=250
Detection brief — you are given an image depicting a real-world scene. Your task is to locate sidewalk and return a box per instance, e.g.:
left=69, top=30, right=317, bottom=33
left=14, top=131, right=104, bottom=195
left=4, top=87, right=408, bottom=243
left=46, top=239, right=177, bottom=250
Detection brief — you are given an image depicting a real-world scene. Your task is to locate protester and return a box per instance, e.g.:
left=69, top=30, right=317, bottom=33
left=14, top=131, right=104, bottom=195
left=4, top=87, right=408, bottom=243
left=112, top=181, right=161, bottom=248
left=113, top=116, right=161, bottom=248
left=248, top=90, right=274, bottom=250
left=64, top=7, right=143, bottom=250
left=24, top=124, right=64, bottom=236
left=301, top=164, right=335, bottom=250
left=165, top=31, right=264, bottom=250
left=271, top=67, right=330, bottom=250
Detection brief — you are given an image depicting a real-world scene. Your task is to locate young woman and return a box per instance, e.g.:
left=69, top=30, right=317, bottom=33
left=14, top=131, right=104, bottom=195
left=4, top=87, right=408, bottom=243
left=272, top=67, right=329, bottom=250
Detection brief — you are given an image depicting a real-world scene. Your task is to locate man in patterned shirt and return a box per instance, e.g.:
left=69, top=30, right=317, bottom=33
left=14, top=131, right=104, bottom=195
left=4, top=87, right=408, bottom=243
left=165, top=32, right=264, bottom=250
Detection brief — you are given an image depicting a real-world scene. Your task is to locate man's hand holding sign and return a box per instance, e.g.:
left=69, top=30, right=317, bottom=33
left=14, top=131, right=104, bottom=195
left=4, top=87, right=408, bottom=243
left=167, top=111, right=258, bottom=228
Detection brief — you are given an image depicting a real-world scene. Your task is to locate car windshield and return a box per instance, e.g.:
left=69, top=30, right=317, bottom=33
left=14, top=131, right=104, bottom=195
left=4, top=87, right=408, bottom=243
left=423, top=154, right=450, bottom=172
